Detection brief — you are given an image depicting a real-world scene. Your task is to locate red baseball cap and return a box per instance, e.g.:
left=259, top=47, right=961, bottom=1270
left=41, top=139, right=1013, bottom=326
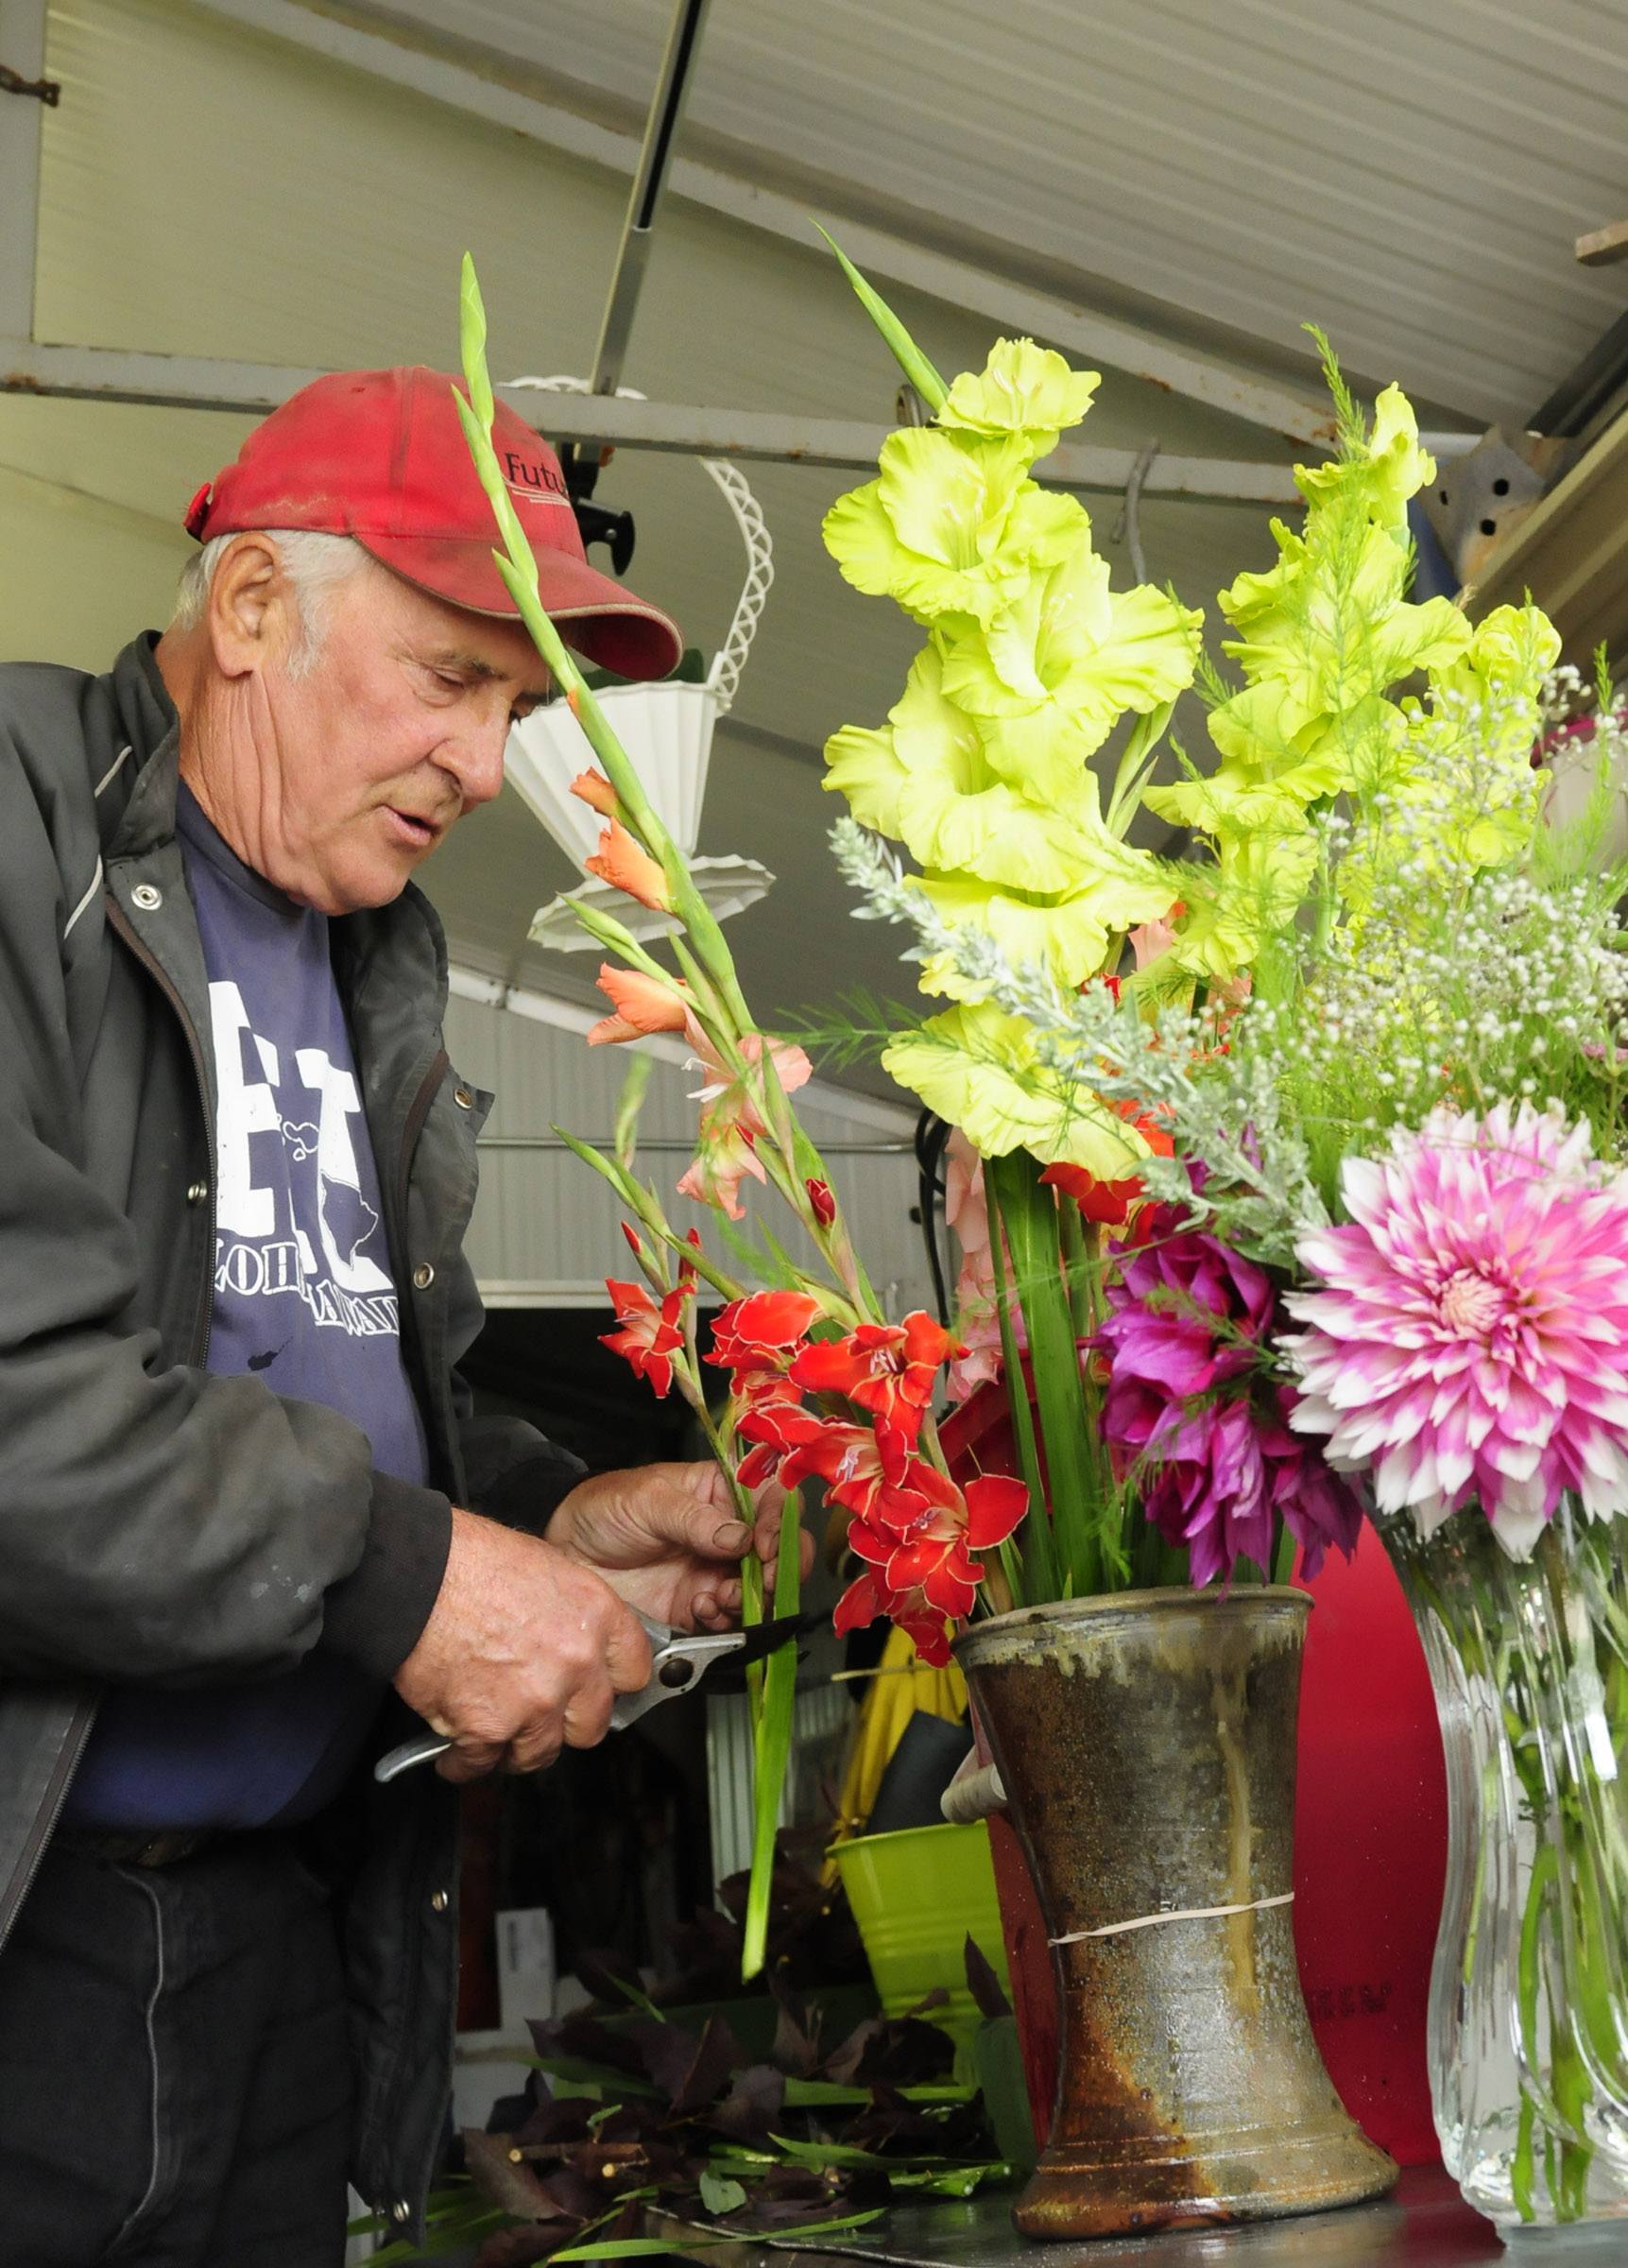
left=182, top=366, right=682, bottom=682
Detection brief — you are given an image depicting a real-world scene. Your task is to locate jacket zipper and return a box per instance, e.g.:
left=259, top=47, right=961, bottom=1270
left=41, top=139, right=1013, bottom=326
left=395, top=1047, right=448, bottom=1249
left=389, top=1046, right=448, bottom=1428
left=105, top=894, right=217, bottom=1366
left=0, top=1695, right=98, bottom=1951
left=378, top=1044, right=452, bottom=2219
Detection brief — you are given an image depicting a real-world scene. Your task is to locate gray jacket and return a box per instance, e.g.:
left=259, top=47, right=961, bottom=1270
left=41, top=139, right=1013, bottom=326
left=0, top=634, right=584, bottom=2234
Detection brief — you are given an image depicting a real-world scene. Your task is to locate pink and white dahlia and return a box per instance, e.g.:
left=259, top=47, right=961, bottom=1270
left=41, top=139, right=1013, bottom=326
left=1283, top=1102, right=1628, bottom=1557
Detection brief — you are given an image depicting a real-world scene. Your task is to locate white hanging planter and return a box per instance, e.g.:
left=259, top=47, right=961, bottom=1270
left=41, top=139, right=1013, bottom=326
left=509, top=680, right=720, bottom=865
left=501, top=376, right=775, bottom=953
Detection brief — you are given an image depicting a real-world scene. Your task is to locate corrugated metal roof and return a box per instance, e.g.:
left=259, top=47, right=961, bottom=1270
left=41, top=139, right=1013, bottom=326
left=374, top=0, right=1628, bottom=425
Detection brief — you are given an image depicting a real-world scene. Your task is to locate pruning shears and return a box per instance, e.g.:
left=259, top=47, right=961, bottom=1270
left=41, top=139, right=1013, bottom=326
left=373, top=1607, right=805, bottom=1783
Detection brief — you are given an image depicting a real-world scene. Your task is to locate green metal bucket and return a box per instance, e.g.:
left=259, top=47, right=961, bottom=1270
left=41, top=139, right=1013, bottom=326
left=831, top=1819, right=1011, bottom=2040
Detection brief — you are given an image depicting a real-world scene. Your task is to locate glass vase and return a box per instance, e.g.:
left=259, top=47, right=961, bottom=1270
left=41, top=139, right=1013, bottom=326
left=1380, top=1501, right=1628, bottom=2227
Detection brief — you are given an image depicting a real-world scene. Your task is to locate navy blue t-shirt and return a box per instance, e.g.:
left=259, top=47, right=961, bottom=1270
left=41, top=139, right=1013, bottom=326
left=64, top=785, right=430, bottom=1830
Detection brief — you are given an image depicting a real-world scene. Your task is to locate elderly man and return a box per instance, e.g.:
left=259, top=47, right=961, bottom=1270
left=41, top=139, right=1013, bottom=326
left=0, top=367, right=792, bottom=2266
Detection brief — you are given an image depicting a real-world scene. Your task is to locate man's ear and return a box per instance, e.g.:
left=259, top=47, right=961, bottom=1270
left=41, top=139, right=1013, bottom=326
left=207, top=534, right=299, bottom=679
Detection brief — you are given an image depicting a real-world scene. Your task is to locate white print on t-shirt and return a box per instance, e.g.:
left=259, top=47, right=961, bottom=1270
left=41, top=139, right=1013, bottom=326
left=209, top=979, right=400, bottom=1337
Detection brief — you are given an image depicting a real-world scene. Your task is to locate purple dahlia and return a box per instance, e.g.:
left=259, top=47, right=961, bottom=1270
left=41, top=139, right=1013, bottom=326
left=1100, top=1210, right=1362, bottom=1586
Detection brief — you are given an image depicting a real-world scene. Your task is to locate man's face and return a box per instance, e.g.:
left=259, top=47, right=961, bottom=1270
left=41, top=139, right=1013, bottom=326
left=237, top=559, right=551, bottom=915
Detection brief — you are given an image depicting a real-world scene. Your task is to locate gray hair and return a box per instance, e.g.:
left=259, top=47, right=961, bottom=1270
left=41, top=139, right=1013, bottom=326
left=171, top=529, right=374, bottom=675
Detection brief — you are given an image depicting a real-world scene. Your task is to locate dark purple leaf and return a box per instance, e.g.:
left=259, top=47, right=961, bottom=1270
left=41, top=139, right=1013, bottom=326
left=734, top=2178, right=854, bottom=2227
left=527, top=2011, right=652, bottom=2080
left=535, top=2167, right=605, bottom=2223
left=824, top=2014, right=955, bottom=2088
left=820, top=2017, right=880, bottom=2087
left=572, top=1944, right=646, bottom=2006
left=460, top=2130, right=561, bottom=2222
left=770, top=1990, right=822, bottom=2078
left=620, top=2018, right=697, bottom=2101
left=712, top=2061, right=786, bottom=2143
left=964, top=1934, right=1012, bottom=2020
left=471, top=2227, right=562, bottom=2268
left=667, top=2016, right=748, bottom=2118
left=594, top=2105, right=663, bottom=2147
left=510, top=2093, right=596, bottom=2150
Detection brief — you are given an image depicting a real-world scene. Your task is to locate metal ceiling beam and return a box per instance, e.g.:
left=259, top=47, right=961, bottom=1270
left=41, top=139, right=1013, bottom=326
left=192, top=0, right=1340, bottom=452
left=495, top=392, right=1305, bottom=501
left=0, top=336, right=1304, bottom=501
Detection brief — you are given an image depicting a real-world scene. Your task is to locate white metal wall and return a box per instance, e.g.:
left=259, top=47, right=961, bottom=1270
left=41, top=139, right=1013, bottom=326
left=443, top=975, right=936, bottom=1317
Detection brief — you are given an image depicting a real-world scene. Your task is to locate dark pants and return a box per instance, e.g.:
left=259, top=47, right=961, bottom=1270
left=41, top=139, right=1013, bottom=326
left=0, top=1831, right=352, bottom=2267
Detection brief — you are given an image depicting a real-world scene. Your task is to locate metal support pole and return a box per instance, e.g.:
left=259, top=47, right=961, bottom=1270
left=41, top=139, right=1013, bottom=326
left=590, top=0, right=714, bottom=399
left=0, top=0, right=48, bottom=340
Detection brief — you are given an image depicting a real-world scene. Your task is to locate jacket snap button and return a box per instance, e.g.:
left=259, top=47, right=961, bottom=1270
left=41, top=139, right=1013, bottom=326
left=185, top=1180, right=208, bottom=1207
left=430, top=1887, right=450, bottom=1913
left=454, top=1084, right=474, bottom=1110
left=131, top=883, right=163, bottom=911
left=412, top=1263, right=435, bottom=1290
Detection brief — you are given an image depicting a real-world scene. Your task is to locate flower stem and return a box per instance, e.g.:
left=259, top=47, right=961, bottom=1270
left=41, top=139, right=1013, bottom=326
left=984, top=1175, right=1055, bottom=1603
left=988, top=1150, right=1104, bottom=1596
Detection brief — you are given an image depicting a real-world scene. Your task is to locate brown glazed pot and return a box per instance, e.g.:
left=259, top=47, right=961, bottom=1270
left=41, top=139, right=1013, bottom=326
left=954, top=1588, right=1396, bottom=2241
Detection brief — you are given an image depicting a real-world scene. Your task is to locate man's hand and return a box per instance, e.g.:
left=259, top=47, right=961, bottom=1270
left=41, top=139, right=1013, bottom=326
left=546, top=1462, right=814, bottom=1632
left=392, top=1506, right=653, bottom=1781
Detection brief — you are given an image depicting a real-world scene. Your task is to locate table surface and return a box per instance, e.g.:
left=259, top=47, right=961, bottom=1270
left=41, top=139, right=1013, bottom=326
left=661, top=2165, right=1628, bottom=2265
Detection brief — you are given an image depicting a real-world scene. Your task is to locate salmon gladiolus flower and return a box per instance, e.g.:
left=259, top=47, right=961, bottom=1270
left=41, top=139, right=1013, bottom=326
left=586, top=970, right=813, bottom=1221
left=678, top=1032, right=814, bottom=1221
left=587, top=963, right=693, bottom=1047
left=585, top=818, right=674, bottom=913
left=570, top=767, right=619, bottom=817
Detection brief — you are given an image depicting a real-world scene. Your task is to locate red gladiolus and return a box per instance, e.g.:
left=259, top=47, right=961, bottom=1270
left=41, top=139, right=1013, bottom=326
left=778, top=1419, right=913, bottom=1521
left=711, top=1289, right=821, bottom=1379
left=735, top=1396, right=828, bottom=1488
left=780, top=1424, right=916, bottom=1515
left=848, top=1464, right=1028, bottom=1618
left=1039, top=1160, right=1144, bottom=1226
left=790, top=1311, right=963, bottom=1444
left=1039, top=1105, right=1174, bottom=1226
left=833, top=1462, right=1028, bottom=1667
left=834, top=1568, right=955, bottom=1669
left=806, top=1177, right=836, bottom=1228
left=601, top=1275, right=692, bottom=1399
